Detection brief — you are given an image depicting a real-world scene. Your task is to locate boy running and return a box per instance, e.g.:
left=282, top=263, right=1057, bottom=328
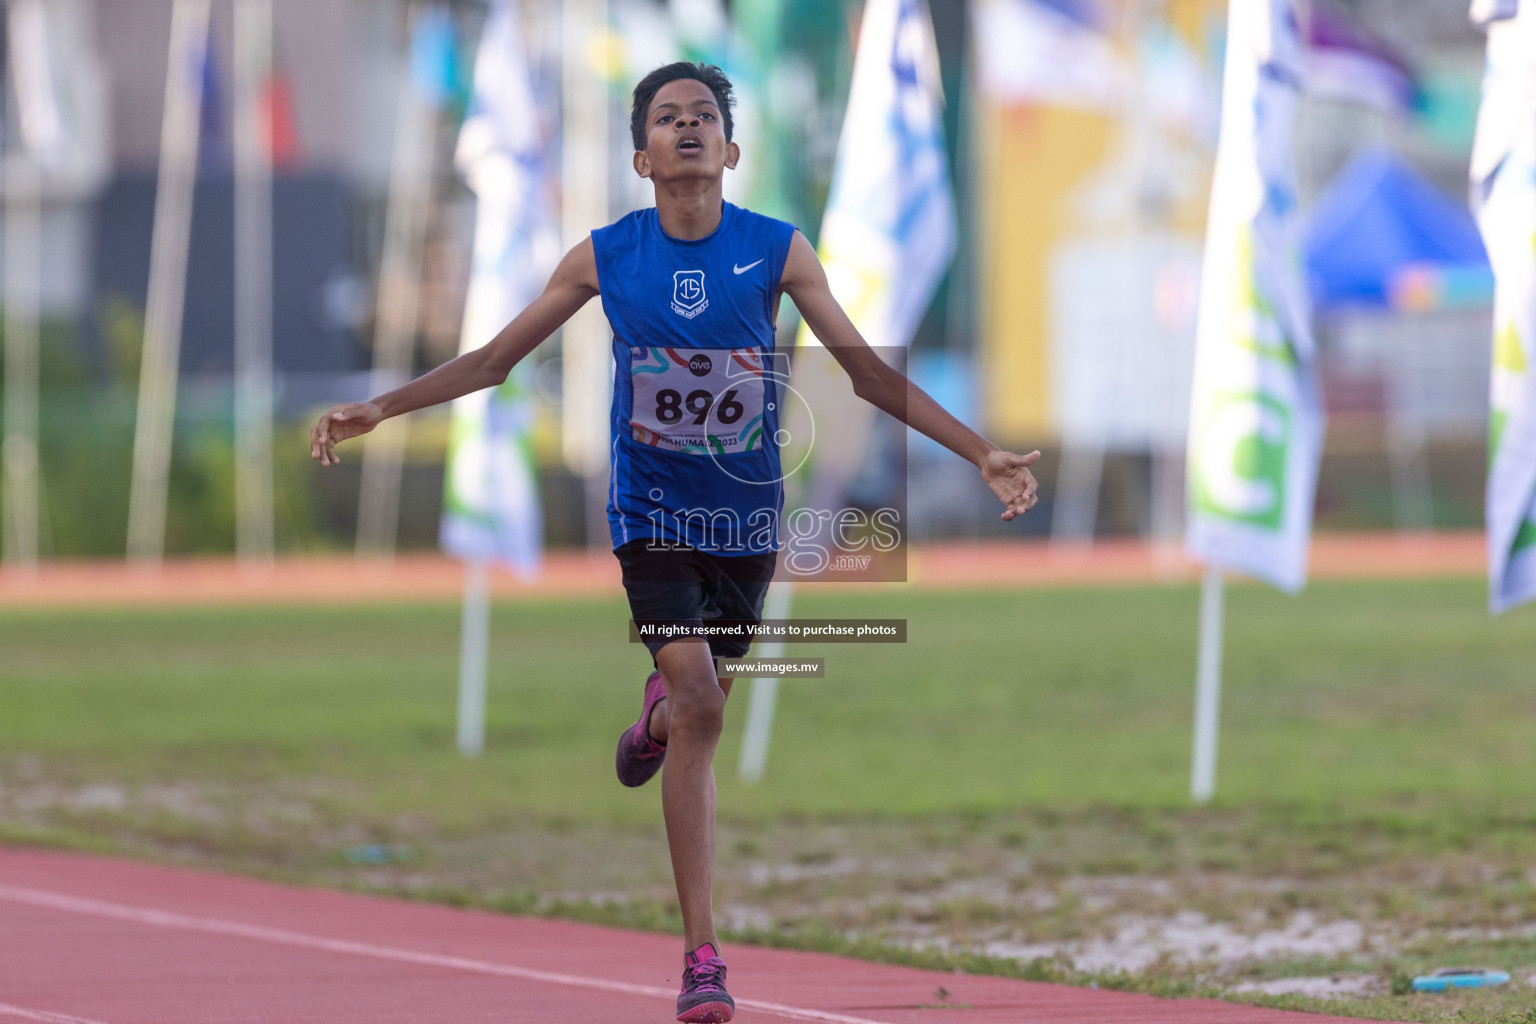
left=312, top=62, right=1040, bottom=1023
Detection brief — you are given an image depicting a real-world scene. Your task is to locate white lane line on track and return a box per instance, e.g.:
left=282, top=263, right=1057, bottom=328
left=0, top=1004, right=113, bottom=1024
left=0, top=884, right=884, bottom=1024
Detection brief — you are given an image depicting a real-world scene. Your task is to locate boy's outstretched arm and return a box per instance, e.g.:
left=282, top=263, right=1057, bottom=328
left=779, top=230, right=1040, bottom=520
left=310, top=238, right=600, bottom=466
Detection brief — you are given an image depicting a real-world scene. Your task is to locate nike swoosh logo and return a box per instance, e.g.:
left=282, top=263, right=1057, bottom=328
left=733, top=259, right=764, bottom=275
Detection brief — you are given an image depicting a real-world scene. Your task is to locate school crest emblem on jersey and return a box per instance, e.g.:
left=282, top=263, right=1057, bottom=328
left=671, top=270, right=708, bottom=319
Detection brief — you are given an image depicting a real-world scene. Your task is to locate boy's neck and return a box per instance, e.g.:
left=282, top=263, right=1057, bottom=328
left=653, top=178, right=726, bottom=240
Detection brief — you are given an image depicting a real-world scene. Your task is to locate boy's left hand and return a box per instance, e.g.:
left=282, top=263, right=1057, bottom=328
left=980, top=449, right=1041, bottom=521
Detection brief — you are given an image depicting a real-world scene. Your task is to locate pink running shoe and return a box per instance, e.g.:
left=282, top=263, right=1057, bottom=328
left=615, top=670, right=667, bottom=787
left=676, top=943, right=734, bottom=1023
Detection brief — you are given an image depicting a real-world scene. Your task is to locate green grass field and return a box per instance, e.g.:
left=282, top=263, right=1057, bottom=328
left=3, top=578, right=1535, bottom=1022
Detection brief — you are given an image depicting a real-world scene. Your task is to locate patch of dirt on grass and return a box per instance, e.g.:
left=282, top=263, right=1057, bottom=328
left=1234, top=974, right=1378, bottom=997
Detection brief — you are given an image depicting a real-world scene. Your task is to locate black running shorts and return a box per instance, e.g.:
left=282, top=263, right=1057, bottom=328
left=614, top=540, right=777, bottom=662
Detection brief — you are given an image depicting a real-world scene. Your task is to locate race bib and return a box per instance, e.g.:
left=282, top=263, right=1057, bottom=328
left=630, top=347, right=768, bottom=455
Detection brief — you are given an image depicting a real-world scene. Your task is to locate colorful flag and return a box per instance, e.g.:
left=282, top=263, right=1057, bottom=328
left=1470, top=0, right=1536, bottom=612
left=797, top=0, right=955, bottom=350
left=439, top=0, right=560, bottom=579
left=1185, top=0, right=1323, bottom=593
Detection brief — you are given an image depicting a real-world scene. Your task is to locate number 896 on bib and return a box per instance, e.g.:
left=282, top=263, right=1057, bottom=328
left=630, top=347, right=769, bottom=456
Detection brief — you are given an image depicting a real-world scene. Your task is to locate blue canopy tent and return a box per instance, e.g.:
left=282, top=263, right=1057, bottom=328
left=1304, top=146, right=1492, bottom=312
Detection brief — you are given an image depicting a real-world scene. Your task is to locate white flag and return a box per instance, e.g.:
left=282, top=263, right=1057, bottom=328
left=1185, top=0, right=1323, bottom=593
left=5, top=0, right=108, bottom=189
left=440, top=1, right=560, bottom=578
left=1470, top=0, right=1536, bottom=613
left=798, top=0, right=955, bottom=350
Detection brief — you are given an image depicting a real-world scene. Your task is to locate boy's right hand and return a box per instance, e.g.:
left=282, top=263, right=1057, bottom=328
left=310, top=402, right=383, bottom=466
left=980, top=449, right=1041, bottom=521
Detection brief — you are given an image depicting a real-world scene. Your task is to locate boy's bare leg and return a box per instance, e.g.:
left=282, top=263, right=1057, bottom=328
left=651, top=639, right=733, bottom=954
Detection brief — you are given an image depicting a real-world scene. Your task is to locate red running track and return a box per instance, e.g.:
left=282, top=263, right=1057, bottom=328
left=0, top=846, right=1400, bottom=1024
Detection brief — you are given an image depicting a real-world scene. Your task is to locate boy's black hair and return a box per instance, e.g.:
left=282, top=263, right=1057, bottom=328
left=630, top=62, right=735, bottom=151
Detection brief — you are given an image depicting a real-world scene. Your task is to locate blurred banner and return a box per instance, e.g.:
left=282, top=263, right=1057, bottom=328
left=1470, top=0, right=1536, bottom=613
left=439, top=0, right=559, bottom=578
left=797, top=0, right=954, bottom=352
left=971, top=0, right=1224, bottom=446
left=1184, top=0, right=1321, bottom=592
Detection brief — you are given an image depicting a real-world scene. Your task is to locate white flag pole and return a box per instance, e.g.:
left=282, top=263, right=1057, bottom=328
left=737, top=579, right=794, bottom=782
left=1190, top=564, right=1225, bottom=803
left=357, top=0, right=436, bottom=560
left=2, top=0, right=50, bottom=574
left=560, top=0, right=612, bottom=547
left=1185, top=0, right=1318, bottom=799
left=1049, top=441, right=1105, bottom=545
left=127, top=0, right=210, bottom=565
left=2, top=160, right=42, bottom=573
left=456, top=558, right=491, bottom=756
left=6, top=0, right=110, bottom=570
left=233, top=0, right=275, bottom=567
left=442, top=1, right=555, bottom=754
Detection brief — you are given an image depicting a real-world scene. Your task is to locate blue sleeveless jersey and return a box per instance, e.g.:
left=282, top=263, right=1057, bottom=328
left=593, top=202, right=796, bottom=554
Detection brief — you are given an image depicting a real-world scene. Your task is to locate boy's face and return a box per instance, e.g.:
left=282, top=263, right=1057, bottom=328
left=634, top=77, right=739, bottom=184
